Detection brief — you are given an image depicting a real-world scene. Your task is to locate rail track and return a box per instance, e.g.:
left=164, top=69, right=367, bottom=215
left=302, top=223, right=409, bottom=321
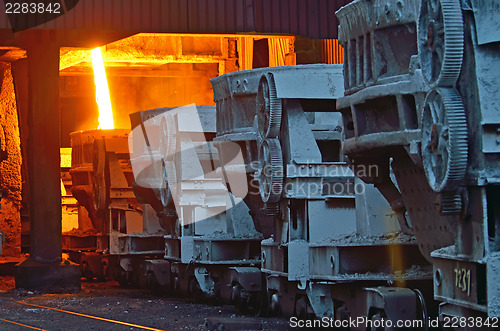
left=0, top=298, right=165, bottom=331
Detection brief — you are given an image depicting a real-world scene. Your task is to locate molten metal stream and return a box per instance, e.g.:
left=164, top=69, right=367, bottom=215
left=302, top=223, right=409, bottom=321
left=91, top=47, right=114, bottom=129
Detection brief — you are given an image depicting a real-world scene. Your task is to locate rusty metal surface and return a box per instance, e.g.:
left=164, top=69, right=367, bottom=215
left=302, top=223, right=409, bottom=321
left=431, top=246, right=488, bottom=312
left=470, top=0, right=500, bottom=45
left=335, top=0, right=500, bottom=318
left=0, top=0, right=351, bottom=39
left=335, top=0, right=433, bottom=245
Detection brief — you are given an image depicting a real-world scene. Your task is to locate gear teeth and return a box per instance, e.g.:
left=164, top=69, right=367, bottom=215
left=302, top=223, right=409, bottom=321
left=444, top=89, right=468, bottom=186
left=257, top=73, right=282, bottom=138
left=439, top=191, right=463, bottom=214
left=421, top=87, right=468, bottom=192
left=418, top=0, right=464, bottom=87
left=265, top=203, right=280, bottom=216
left=257, top=138, right=284, bottom=204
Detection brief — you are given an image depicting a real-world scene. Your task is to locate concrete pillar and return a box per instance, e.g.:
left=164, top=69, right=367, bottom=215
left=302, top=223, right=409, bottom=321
left=15, top=31, right=80, bottom=291
left=27, top=38, right=62, bottom=263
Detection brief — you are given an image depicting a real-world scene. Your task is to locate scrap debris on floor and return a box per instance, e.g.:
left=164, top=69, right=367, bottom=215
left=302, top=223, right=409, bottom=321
left=0, top=277, right=293, bottom=331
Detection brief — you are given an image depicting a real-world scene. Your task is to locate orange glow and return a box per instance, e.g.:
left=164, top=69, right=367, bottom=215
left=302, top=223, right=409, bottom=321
left=91, top=47, right=114, bottom=129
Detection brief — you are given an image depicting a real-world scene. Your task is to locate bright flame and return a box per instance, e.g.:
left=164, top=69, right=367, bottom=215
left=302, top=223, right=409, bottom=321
left=91, top=47, right=114, bottom=129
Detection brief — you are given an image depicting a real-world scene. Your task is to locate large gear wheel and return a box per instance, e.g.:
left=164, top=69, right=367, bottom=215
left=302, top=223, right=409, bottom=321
left=256, top=73, right=282, bottom=138
left=418, top=0, right=464, bottom=87
left=421, top=87, right=468, bottom=192
left=256, top=138, right=284, bottom=204
left=159, top=115, right=177, bottom=161
left=437, top=191, right=463, bottom=215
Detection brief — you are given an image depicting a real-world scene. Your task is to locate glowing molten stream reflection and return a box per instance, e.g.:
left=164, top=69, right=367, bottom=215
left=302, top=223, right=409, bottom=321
left=91, top=47, right=114, bottom=129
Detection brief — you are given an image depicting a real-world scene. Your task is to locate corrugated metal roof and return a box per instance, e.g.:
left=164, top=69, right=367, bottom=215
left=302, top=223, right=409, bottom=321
left=253, top=0, right=351, bottom=38
left=0, top=0, right=351, bottom=39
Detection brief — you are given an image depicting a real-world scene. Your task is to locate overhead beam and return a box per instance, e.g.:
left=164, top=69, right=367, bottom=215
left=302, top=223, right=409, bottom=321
left=0, top=48, right=26, bottom=62
left=59, top=48, right=226, bottom=71
left=60, top=66, right=219, bottom=77
left=59, top=49, right=90, bottom=70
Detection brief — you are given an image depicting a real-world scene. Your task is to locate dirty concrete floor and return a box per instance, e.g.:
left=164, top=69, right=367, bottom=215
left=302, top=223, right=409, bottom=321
left=0, top=276, right=293, bottom=330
